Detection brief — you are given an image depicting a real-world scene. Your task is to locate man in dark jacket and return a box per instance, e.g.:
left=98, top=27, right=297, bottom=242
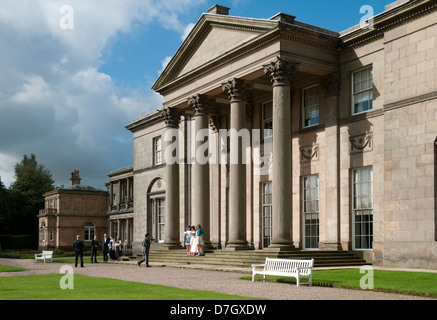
left=90, top=235, right=99, bottom=263
left=137, top=233, right=154, bottom=267
left=101, top=233, right=110, bottom=262
left=73, top=235, right=84, bottom=267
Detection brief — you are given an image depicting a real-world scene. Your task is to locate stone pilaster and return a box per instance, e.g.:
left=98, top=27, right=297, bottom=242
left=321, top=73, right=342, bottom=250
left=264, top=57, right=299, bottom=250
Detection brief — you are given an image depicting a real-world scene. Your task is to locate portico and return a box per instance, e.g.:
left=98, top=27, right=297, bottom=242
left=151, top=6, right=340, bottom=251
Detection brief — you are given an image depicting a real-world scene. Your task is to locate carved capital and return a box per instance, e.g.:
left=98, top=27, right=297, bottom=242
left=323, top=73, right=342, bottom=97
left=222, top=78, right=251, bottom=102
left=159, top=107, right=182, bottom=128
left=264, top=57, right=299, bottom=86
left=188, top=94, right=213, bottom=116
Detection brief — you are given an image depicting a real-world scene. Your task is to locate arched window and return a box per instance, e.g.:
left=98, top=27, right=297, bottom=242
left=84, top=222, right=95, bottom=242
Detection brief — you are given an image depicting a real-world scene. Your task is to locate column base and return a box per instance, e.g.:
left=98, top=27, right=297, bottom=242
left=267, top=241, right=296, bottom=252
left=162, top=241, right=183, bottom=250
left=319, top=241, right=342, bottom=251
left=225, top=240, right=250, bottom=251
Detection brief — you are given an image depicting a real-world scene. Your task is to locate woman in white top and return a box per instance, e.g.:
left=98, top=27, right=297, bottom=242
left=189, top=226, right=198, bottom=256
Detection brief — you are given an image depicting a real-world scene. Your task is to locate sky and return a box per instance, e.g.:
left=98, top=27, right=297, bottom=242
left=0, top=0, right=392, bottom=189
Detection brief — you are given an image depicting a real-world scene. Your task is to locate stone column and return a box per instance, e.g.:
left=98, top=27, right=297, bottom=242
left=321, top=73, right=342, bottom=250
left=159, top=107, right=182, bottom=249
left=264, top=58, right=299, bottom=250
left=222, top=78, right=249, bottom=250
left=188, top=95, right=212, bottom=249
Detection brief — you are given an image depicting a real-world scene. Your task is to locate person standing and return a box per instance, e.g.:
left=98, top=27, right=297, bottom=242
left=73, top=235, right=84, bottom=267
left=196, top=224, right=205, bottom=256
left=90, top=235, right=98, bottom=263
left=101, top=233, right=109, bottom=263
left=138, top=233, right=154, bottom=267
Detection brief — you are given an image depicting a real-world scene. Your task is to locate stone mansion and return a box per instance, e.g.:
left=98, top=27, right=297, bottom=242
left=40, top=0, right=437, bottom=269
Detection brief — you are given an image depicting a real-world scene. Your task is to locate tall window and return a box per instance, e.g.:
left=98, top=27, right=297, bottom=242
left=352, top=67, right=373, bottom=115
left=352, top=167, right=373, bottom=249
left=303, top=175, right=319, bottom=249
left=84, top=222, right=95, bottom=242
left=262, top=182, right=272, bottom=248
left=153, top=136, right=162, bottom=165
left=157, top=198, right=165, bottom=242
left=263, top=101, right=273, bottom=139
left=303, top=85, right=319, bottom=128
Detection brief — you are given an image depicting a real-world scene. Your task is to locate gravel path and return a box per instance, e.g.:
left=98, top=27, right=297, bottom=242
left=0, top=258, right=434, bottom=300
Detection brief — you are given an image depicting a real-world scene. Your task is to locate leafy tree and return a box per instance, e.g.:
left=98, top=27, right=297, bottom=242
left=7, top=154, right=55, bottom=235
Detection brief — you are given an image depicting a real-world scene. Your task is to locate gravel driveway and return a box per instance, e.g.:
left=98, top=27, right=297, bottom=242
left=0, top=258, right=433, bottom=301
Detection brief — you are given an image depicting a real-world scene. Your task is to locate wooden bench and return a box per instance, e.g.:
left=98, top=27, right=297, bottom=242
left=251, top=258, right=314, bottom=287
left=34, top=250, right=53, bottom=263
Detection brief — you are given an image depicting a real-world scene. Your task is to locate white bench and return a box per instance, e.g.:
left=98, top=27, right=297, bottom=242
left=34, top=250, right=53, bottom=263
left=251, top=258, right=314, bottom=287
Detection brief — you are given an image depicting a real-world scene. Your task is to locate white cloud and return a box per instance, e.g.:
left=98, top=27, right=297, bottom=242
left=159, top=56, right=173, bottom=74
left=181, top=22, right=195, bottom=41
left=0, top=0, right=205, bottom=188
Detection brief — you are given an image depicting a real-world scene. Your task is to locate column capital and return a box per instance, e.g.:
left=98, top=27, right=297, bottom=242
left=222, top=78, right=251, bottom=102
left=188, top=94, right=214, bottom=116
left=323, top=72, right=342, bottom=97
left=159, top=107, right=182, bottom=128
left=264, top=57, right=299, bottom=87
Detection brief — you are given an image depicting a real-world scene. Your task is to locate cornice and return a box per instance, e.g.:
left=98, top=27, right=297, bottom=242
left=341, top=0, right=437, bottom=50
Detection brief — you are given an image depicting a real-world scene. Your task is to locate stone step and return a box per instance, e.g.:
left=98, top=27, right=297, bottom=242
left=138, top=249, right=369, bottom=268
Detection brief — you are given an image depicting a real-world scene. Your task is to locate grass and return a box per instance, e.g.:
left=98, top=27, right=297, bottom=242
left=246, top=268, right=437, bottom=298
left=0, top=274, right=262, bottom=300
left=0, top=265, right=27, bottom=272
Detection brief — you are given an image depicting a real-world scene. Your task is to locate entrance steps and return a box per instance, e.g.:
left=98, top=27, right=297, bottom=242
left=136, top=249, right=369, bottom=269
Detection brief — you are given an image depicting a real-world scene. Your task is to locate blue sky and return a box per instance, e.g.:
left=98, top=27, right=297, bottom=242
left=0, top=0, right=392, bottom=189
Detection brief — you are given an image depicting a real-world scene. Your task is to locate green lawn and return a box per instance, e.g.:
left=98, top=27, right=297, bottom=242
left=0, top=265, right=27, bottom=272
left=247, top=268, right=437, bottom=298
left=0, top=274, right=262, bottom=300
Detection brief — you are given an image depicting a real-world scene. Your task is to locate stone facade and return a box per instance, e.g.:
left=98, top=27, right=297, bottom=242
left=37, top=171, right=108, bottom=250
left=120, top=1, right=437, bottom=269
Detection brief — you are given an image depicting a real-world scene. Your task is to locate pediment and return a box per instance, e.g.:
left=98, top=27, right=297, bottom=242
left=153, top=14, right=277, bottom=92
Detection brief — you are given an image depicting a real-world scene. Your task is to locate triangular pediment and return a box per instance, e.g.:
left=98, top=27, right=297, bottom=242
left=153, top=14, right=277, bottom=92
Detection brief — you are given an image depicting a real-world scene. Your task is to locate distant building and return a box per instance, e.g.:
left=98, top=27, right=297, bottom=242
left=106, top=166, right=134, bottom=256
left=37, top=170, right=108, bottom=250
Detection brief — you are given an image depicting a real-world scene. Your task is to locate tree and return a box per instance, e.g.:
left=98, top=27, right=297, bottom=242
left=8, top=154, right=55, bottom=235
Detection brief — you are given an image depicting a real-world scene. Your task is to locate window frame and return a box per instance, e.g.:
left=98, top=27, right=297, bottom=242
left=302, top=85, right=319, bottom=128
left=352, top=167, right=373, bottom=250
left=153, top=136, right=162, bottom=165
left=302, top=174, right=319, bottom=249
left=351, top=66, right=373, bottom=115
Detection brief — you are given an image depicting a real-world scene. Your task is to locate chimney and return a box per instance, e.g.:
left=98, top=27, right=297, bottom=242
left=70, top=170, right=81, bottom=186
left=207, top=4, right=230, bottom=15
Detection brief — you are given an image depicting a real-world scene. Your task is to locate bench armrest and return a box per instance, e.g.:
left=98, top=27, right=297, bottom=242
left=251, top=264, right=265, bottom=271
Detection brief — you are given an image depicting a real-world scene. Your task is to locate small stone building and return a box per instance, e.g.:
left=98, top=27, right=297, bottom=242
left=37, top=170, right=108, bottom=250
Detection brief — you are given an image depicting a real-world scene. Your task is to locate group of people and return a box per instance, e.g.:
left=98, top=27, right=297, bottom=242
left=72, top=233, right=123, bottom=267
left=184, top=224, right=205, bottom=256
left=73, top=225, right=204, bottom=269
